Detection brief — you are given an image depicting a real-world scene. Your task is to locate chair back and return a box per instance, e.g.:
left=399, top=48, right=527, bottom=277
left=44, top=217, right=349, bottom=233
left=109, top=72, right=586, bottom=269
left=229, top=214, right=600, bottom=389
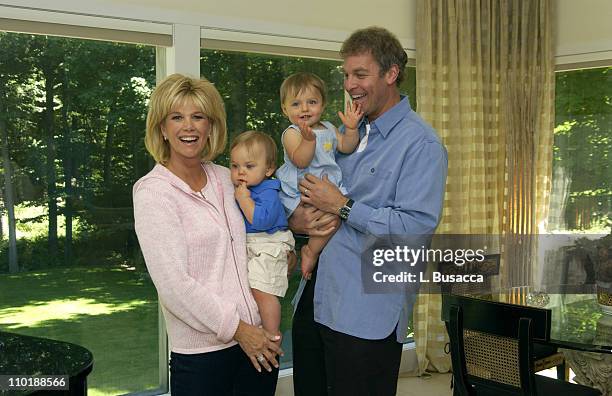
left=441, top=294, right=552, bottom=396
left=438, top=254, right=501, bottom=295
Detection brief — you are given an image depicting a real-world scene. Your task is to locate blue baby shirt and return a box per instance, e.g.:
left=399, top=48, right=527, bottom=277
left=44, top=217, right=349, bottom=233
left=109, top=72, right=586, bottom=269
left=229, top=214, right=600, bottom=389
left=243, top=179, right=288, bottom=234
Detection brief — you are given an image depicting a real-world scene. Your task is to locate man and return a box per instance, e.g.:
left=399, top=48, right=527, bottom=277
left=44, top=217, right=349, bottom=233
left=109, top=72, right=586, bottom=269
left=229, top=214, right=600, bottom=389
left=290, top=26, right=448, bottom=396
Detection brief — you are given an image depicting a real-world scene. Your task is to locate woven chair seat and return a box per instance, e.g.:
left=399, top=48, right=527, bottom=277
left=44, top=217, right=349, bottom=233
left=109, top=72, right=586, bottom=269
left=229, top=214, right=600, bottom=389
left=442, top=294, right=601, bottom=396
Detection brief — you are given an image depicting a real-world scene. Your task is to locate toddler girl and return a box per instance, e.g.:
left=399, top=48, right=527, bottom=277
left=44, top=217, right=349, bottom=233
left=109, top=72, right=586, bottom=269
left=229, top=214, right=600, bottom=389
left=276, top=72, right=362, bottom=279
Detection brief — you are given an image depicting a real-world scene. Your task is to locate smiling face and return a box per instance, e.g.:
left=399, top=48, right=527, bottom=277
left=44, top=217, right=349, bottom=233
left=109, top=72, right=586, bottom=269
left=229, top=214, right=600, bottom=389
left=281, top=86, right=324, bottom=128
left=161, top=100, right=210, bottom=166
left=230, top=143, right=275, bottom=187
left=343, top=52, right=399, bottom=121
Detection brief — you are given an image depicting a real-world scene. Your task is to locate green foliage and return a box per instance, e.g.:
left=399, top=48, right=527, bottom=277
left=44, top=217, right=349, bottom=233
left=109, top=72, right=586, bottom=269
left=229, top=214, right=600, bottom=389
left=200, top=50, right=344, bottom=168
left=1, top=32, right=155, bottom=270
left=0, top=228, right=138, bottom=272
left=1, top=35, right=420, bottom=273
left=554, top=67, right=611, bottom=230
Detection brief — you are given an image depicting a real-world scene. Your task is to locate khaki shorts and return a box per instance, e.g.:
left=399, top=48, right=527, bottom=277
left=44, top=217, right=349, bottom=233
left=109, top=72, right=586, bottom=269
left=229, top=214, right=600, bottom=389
left=246, top=230, right=295, bottom=297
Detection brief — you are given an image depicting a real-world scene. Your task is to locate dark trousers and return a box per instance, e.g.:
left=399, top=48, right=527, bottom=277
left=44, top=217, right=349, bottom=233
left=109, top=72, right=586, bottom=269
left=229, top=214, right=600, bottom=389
left=292, top=265, right=403, bottom=396
left=292, top=265, right=328, bottom=396
left=319, top=324, right=403, bottom=396
left=170, top=345, right=278, bottom=396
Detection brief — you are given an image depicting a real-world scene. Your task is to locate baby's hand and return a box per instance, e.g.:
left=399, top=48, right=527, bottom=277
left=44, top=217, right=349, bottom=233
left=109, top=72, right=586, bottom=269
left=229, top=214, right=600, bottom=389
left=297, top=121, right=316, bottom=142
left=338, top=101, right=364, bottom=130
left=235, top=182, right=251, bottom=201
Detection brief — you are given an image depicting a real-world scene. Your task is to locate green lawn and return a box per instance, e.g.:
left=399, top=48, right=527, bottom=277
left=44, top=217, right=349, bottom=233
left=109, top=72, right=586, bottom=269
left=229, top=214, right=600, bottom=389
left=0, top=266, right=159, bottom=395
left=0, top=264, right=305, bottom=392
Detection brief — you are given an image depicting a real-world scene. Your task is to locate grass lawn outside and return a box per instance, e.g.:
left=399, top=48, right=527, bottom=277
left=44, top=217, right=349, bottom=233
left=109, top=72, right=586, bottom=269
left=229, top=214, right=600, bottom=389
left=0, top=266, right=159, bottom=395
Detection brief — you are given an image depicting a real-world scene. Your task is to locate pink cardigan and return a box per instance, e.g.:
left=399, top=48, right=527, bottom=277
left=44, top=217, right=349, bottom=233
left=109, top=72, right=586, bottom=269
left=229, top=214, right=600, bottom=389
left=133, top=162, right=261, bottom=354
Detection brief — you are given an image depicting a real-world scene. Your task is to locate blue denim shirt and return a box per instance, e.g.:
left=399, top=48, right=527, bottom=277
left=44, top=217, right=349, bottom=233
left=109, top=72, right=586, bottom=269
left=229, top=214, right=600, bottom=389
left=314, top=96, right=448, bottom=342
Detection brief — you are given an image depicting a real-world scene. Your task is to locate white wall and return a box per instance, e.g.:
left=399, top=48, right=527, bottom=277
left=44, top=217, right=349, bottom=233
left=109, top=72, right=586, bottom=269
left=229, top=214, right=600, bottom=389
left=4, top=0, right=612, bottom=65
left=108, top=0, right=417, bottom=49
left=2, top=0, right=611, bottom=64
left=555, top=0, right=612, bottom=65
left=0, top=0, right=417, bottom=56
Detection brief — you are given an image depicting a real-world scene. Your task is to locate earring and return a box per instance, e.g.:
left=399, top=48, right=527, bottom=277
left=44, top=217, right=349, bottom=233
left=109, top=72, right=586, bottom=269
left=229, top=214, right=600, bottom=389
left=163, top=135, right=168, bottom=141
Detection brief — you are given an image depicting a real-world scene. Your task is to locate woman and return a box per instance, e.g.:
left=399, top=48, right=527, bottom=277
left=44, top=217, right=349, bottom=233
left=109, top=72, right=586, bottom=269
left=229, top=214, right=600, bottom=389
left=133, top=73, right=282, bottom=395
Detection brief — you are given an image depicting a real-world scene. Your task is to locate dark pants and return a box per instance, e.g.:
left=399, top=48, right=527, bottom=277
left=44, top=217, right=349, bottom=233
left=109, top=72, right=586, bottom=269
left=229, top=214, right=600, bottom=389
left=170, top=345, right=278, bottom=396
left=292, top=265, right=328, bottom=396
left=319, top=324, right=403, bottom=396
left=292, top=265, right=403, bottom=396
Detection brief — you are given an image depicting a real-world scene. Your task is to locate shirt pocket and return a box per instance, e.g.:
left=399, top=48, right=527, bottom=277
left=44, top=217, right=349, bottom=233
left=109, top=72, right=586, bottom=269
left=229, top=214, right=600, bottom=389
left=360, top=167, right=393, bottom=206
left=364, top=167, right=392, bottom=180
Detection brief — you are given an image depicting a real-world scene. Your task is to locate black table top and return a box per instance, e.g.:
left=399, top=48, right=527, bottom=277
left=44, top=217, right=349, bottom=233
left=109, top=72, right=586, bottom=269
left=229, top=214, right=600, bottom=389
left=0, top=331, right=93, bottom=395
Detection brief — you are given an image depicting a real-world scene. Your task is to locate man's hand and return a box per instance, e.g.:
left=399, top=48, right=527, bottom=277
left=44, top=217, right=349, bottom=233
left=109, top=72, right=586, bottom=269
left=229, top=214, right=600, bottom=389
left=288, top=204, right=339, bottom=236
left=299, top=174, right=348, bottom=214
left=287, top=250, right=297, bottom=277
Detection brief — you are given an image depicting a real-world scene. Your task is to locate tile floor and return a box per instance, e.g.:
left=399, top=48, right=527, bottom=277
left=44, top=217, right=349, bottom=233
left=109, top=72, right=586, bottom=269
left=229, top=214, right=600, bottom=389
left=396, top=372, right=453, bottom=396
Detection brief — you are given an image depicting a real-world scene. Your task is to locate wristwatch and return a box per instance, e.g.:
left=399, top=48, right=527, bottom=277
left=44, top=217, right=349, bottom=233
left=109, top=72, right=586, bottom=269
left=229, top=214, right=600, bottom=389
left=338, top=198, right=354, bottom=221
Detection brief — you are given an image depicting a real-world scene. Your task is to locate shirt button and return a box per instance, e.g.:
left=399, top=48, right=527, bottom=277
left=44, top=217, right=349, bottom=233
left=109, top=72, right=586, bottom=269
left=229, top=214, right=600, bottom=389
left=370, top=168, right=375, bottom=173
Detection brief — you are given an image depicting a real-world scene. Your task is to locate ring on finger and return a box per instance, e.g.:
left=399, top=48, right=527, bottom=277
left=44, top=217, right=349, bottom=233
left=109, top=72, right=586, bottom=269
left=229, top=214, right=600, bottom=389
left=304, top=188, right=309, bottom=195
left=256, top=354, right=265, bottom=363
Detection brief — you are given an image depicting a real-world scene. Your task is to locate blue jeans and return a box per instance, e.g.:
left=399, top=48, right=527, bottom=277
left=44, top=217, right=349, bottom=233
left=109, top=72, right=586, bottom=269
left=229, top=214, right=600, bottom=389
left=170, top=344, right=278, bottom=396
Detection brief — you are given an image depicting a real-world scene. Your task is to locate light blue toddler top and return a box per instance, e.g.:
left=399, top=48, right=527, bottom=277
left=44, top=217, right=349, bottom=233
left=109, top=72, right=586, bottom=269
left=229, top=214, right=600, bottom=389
left=275, top=121, right=346, bottom=216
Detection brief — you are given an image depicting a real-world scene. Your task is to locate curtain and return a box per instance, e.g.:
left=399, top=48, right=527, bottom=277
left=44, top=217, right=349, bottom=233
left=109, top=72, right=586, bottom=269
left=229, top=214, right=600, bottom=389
left=413, top=0, right=554, bottom=375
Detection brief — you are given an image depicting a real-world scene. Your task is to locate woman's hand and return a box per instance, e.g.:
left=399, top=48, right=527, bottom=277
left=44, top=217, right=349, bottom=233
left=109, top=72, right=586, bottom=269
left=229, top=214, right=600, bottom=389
left=233, top=320, right=283, bottom=372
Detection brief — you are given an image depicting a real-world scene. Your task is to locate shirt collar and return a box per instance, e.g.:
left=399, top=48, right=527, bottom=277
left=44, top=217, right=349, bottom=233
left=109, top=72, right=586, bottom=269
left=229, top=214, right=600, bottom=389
left=366, top=95, right=412, bottom=139
left=250, top=178, right=280, bottom=193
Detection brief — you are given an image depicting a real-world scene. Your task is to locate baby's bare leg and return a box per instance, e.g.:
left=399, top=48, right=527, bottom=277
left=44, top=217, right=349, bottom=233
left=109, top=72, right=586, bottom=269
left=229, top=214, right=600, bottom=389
left=300, top=233, right=333, bottom=279
left=251, top=288, right=281, bottom=336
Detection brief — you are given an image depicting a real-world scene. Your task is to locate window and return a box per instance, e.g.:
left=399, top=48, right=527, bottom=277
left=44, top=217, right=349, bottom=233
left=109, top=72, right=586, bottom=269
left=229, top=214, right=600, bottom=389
left=548, top=66, right=611, bottom=233
left=0, top=31, right=160, bottom=395
left=200, top=49, right=419, bottom=363
left=200, top=49, right=344, bottom=368
left=200, top=49, right=344, bottom=168
left=0, top=27, right=420, bottom=391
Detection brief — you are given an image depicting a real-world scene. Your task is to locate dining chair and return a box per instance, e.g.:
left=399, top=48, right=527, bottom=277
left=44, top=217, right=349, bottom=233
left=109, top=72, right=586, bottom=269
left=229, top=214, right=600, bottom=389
left=508, top=285, right=568, bottom=380
left=441, top=294, right=600, bottom=396
left=438, top=255, right=567, bottom=381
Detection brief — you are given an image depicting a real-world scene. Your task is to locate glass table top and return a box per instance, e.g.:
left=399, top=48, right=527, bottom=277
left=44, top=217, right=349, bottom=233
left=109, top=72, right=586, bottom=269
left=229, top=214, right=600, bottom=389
left=462, top=284, right=612, bottom=354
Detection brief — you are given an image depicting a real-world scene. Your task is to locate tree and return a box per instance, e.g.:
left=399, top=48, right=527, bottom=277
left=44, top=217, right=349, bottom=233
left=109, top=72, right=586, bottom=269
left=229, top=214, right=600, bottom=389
left=31, top=36, right=65, bottom=263
left=0, top=107, right=18, bottom=272
left=0, top=32, right=38, bottom=272
left=554, top=67, right=611, bottom=230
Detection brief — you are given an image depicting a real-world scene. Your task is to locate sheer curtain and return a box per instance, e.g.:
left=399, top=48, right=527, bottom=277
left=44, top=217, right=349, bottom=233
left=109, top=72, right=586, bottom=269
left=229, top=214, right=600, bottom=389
left=412, top=0, right=554, bottom=374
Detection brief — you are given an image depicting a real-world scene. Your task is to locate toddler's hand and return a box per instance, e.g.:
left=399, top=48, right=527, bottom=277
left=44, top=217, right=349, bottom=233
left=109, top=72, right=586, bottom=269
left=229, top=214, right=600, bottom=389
left=338, top=101, right=364, bottom=130
left=297, top=121, right=316, bottom=142
left=235, top=182, right=251, bottom=201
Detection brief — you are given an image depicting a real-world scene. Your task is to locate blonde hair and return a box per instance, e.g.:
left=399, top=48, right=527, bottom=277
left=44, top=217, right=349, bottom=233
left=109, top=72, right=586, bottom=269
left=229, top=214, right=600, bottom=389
left=230, top=131, right=277, bottom=169
left=279, top=72, right=327, bottom=108
left=145, top=73, right=227, bottom=164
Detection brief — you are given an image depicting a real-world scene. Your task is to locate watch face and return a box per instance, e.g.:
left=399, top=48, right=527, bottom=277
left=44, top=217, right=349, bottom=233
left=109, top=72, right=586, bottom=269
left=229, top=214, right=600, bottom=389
left=339, top=206, right=350, bottom=220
